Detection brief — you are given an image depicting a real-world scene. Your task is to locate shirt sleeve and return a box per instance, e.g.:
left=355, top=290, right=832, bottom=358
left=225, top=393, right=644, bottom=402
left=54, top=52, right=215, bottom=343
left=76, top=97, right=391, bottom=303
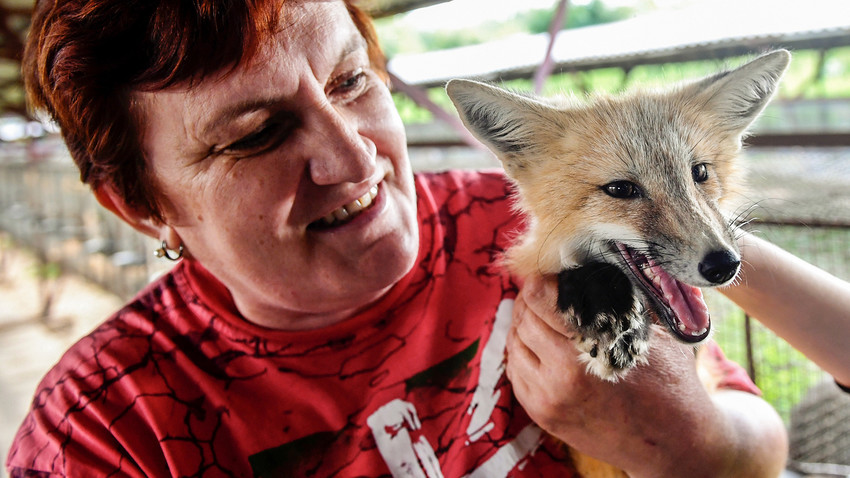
left=6, top=309, right=168, bottom=478
left=6, top=384, right=151, bottom=478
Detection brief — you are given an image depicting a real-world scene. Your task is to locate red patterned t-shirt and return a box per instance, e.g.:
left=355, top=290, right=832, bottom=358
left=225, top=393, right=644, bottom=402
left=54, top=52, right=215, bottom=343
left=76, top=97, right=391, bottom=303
left=6, top=170, right=756, bottom=477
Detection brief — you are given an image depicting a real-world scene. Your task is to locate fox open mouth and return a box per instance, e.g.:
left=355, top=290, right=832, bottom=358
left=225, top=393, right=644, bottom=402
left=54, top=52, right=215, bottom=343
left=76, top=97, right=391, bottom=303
left=615, top=243, right=711, bottom=344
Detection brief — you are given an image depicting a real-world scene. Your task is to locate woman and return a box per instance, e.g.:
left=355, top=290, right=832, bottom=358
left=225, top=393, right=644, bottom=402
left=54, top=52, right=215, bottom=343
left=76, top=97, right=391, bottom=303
left=8, top=0, right=787, bottom=476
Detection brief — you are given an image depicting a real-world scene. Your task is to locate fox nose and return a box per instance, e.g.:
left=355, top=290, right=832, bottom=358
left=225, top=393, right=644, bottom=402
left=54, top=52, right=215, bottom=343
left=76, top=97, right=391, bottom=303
left=699, top=250, right=741, bottom=284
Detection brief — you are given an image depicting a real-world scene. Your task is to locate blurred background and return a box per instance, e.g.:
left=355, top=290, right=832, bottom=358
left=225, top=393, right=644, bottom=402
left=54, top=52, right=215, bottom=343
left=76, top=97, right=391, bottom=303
left=1, top=0, right=849, bottom=475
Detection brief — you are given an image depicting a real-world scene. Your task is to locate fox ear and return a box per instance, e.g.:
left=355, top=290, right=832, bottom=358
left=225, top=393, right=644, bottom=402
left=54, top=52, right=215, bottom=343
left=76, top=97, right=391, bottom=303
left=446, top=79, right=554, bottom=173
left=694, top=49, right=790, bottom=134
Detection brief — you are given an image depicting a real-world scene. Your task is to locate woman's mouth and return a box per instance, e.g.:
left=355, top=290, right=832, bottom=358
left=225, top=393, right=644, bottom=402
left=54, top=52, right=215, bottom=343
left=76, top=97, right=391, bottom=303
left=315, top=184, right=379, bottom=228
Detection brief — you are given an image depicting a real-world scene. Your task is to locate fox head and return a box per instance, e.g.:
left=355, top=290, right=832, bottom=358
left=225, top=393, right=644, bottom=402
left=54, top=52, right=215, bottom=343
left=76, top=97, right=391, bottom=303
left=446, top=50, right=790, bottom=343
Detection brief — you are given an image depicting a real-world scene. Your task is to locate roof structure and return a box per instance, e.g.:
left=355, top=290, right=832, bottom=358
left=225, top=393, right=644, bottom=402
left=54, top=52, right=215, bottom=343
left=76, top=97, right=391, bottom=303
left=0, top=0, right=444, bottom=118
left=2, top=0, right=849, bottom=121
left=389, top=0, right=850, bottom=88
left=0, top=0, right=34, bottom=117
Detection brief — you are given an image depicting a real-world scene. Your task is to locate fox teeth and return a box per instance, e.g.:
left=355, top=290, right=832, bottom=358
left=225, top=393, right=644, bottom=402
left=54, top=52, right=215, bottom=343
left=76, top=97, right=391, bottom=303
left=322, top=185, right=379, bottom=226
left=643, top=265, right=663, bottom=289
left=677, top=322, right=707, bottom=336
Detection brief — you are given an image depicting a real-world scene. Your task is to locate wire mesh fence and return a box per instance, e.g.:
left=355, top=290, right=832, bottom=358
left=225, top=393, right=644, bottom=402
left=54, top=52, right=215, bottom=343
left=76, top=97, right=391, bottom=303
left=719, top=224, right=850, bottom=475
left=0, top=156, right=166, bottom=300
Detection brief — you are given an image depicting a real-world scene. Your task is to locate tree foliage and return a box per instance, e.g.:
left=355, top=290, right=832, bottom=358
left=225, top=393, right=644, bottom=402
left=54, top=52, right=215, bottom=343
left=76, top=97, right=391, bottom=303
left=520, top=0, right=634, bottom=34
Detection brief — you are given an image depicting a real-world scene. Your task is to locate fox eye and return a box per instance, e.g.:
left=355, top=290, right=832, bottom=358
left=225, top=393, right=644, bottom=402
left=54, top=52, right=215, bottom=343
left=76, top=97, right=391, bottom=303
left=692, top=163, right=709, bottom=183
left=603, top=180, right=642, bottom=199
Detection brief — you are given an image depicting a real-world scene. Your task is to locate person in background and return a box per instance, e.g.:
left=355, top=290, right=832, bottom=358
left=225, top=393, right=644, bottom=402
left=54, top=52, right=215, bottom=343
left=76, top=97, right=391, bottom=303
left=8, top=0, right=788, bottom=476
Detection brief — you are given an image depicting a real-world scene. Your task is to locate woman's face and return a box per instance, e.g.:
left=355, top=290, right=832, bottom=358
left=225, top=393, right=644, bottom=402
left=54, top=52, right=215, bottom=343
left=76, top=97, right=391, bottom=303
left=137, top=0, right=419, bottom=329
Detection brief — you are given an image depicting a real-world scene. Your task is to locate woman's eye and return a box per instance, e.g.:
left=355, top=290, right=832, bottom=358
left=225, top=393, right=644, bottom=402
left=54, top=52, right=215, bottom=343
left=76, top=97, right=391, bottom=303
left=340, top=72, right=364, bottom=90
left=331, top=69, right=367, bottom=97
left=220, top=116, right=296, bottom=156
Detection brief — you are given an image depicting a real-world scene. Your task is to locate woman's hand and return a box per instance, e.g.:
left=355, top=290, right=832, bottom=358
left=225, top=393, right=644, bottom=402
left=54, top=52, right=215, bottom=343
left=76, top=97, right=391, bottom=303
left=506, top=274, right=788, bottom=478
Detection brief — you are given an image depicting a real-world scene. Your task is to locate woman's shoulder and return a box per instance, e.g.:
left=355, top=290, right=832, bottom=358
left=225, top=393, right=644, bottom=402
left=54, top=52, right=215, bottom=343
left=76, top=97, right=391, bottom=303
left=33, top=267, right=193, bottom=392
left=6, top=270, right=194, bottom=475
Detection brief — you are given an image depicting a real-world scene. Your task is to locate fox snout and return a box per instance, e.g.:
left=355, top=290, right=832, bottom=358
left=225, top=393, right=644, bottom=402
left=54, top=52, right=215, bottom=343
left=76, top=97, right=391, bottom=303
left=699, top=249, right=740, bottom=285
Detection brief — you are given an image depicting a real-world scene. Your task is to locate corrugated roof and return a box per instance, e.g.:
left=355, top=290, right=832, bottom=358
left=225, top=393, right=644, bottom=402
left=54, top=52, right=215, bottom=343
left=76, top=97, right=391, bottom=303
left=388, top=0, right=850, bottom=88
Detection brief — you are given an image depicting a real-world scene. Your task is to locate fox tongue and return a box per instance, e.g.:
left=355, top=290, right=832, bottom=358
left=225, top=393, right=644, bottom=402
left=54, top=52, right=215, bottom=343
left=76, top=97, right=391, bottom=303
left=617, top=243, right=711, bottom=340
left=655, top=267, right=710, bottom=334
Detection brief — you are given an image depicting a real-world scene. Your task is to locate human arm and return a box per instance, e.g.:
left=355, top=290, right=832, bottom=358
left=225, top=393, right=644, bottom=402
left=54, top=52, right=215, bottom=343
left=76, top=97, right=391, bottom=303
left=721, top=232, right=850, bottom=386
left=506, top=274, right=788, bottom=478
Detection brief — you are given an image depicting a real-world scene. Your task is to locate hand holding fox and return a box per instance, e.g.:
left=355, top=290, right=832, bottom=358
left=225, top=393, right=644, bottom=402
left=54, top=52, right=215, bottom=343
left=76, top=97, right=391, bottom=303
left=508, top=274, right=789, bottom=478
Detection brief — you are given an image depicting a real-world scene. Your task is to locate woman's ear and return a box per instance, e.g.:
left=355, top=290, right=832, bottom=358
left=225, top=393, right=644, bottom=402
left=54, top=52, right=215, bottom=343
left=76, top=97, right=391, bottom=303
left=93, top=182, right=163, bottom=239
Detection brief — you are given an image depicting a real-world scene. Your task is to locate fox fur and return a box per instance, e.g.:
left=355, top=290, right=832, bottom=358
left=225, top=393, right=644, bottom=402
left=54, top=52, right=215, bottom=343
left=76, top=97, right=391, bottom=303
left=447, top=50, right=790, bottom=476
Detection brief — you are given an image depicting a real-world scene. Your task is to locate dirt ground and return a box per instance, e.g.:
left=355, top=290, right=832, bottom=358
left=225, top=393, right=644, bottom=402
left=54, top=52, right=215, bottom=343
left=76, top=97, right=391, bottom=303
left=0, top=246, right=123, bottom=476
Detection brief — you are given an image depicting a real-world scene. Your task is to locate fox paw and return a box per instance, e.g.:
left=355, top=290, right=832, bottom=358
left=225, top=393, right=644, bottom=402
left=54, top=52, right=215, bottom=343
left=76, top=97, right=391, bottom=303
left=557, top=262, right=651, bottom=381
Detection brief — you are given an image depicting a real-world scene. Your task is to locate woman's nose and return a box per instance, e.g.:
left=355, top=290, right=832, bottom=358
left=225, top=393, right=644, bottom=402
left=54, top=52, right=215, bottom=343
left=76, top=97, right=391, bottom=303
left=306, top=105, right=377, bottom=186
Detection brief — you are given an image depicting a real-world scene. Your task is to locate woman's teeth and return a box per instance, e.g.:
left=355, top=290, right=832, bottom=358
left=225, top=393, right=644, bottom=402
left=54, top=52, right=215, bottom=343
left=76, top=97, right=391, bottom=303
left=321, top=185, right=379, bottom=226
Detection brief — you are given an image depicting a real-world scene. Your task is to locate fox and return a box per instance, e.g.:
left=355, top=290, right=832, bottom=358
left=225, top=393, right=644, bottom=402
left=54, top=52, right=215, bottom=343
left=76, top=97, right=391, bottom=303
left=446, top=49, right=790, bottom=381
left=445, top=50, right=790, bottom=476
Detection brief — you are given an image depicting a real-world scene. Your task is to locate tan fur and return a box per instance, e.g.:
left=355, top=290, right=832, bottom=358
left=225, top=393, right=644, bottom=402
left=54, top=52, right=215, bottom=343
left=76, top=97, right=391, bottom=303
left=447, top=51, right=790, bottom=476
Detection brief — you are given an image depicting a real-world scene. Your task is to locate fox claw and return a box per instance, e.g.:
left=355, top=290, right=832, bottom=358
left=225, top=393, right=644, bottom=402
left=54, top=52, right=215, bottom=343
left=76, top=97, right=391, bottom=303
left=574, top=325, right=650, bottom=381
left=557, top=263, right=651, bottom=382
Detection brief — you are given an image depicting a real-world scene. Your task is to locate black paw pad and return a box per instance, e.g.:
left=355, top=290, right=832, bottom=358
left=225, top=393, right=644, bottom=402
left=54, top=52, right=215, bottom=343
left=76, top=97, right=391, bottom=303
left=556, top=262, right=651, bottom=380
left=556, top=262, right=634, bottom=328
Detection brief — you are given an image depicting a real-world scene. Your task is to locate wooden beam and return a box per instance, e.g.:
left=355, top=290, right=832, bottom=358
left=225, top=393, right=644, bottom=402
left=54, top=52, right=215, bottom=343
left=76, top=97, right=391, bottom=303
left=534, top=0, right=569, bottom=93
left=398, top=34, right=850, bottom=90
left=744, top=133, right=850, bottom=147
